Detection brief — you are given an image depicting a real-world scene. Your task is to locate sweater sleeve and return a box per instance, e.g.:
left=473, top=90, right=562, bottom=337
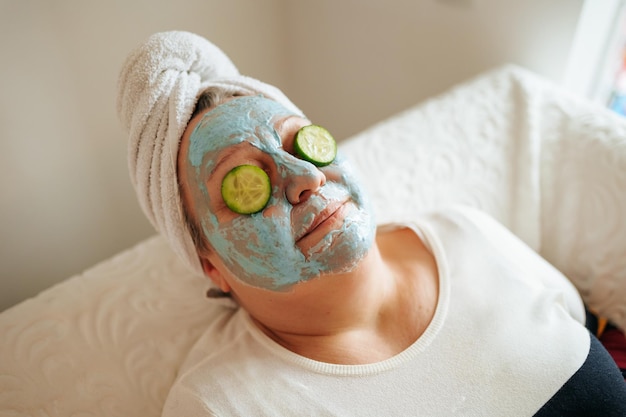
left=449, top=206, right=587, bottom=325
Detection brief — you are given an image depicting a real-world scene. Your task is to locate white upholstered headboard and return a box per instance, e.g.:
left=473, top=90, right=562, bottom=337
left=1, top=65, right=625, bottom=416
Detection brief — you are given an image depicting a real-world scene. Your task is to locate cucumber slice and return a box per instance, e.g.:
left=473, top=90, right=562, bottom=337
left=221, top=165, right=271, bottom=214
left=294, top=125, right=337, bottom=167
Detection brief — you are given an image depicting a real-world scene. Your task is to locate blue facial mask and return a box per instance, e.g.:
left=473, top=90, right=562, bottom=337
left=185, top=95, right=375, bottom=291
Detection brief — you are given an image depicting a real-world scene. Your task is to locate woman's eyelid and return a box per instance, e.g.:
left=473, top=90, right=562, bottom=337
left=275, top=116, right=311, bottom=154
left=212, top=143, right=269, bottom=174
left=274, top=125, right=294, bottom=154
left=219, top=159, right=271, bottom=183
left=281, top=134, right=296, bottom=156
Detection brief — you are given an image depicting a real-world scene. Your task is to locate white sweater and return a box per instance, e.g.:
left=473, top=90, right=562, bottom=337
left=161, top=207, right=590, bottom=416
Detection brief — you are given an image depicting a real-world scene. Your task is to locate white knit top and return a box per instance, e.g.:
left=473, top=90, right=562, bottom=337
left=161, top=207, right=589, bottom=417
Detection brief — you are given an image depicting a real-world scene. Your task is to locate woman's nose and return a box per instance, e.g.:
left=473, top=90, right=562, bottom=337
left=279, top=155, right=326, bottom=205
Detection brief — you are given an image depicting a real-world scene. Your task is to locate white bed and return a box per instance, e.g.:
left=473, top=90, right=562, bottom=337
left=1, top=65, right=625, bottom=416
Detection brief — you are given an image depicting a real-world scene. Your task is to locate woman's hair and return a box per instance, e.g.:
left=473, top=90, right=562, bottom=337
left=179, top=86, right=246, bottom=257
left=190, top=86, right=242, bottom=120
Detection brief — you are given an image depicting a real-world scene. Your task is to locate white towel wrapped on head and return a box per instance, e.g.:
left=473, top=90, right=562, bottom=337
left=117, top=31, right=303, bottom=279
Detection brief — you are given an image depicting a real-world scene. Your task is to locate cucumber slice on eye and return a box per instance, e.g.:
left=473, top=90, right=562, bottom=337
left=221, top=165, right=271, bottom=214
left=294, top=125, right=337, bottom=167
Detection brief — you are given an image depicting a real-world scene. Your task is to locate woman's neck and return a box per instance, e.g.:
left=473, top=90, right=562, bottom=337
left=247, top=226, right=439, bottom=364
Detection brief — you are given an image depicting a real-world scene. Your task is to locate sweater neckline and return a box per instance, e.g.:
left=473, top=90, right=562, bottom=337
left=241, top=219, right=451, bottom=376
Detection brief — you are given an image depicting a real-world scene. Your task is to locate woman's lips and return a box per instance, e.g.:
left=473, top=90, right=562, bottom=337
left=296, top=201, right=348, bottom=248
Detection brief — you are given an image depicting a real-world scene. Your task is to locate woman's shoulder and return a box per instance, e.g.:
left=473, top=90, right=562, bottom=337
left=377, top=205, right=507, bottom=245
left=378, top=204, right=500, bottom=228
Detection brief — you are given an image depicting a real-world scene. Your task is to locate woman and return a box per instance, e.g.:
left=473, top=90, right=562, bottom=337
left=177, top=88, right=437, bottom=365
left=118, top=31, right=626, bottom=416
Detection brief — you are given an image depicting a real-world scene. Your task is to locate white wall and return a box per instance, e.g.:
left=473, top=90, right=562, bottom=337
left=0, top=0, right=287, bottom=311
left=1, top=0, right=588, bottom=311
left=284, top=0, right=585, bottom=139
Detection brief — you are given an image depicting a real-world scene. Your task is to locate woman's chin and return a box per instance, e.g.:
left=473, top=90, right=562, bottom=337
left=305, top=215, right=375, bottom=274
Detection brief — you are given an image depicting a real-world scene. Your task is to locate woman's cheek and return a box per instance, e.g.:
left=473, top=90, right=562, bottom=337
left=262, top=199, right=284, bottom=218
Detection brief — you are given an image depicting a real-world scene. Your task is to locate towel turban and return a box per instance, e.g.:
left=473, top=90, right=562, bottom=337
left=116, top=31, right=303, bottom=277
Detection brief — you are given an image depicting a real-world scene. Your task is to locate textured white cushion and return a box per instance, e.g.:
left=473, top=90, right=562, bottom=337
left=0, top=236, right=224, bottom=416
left=1, top=65, right=625, bottom=416
left=341, top=65, right=626, bottom=327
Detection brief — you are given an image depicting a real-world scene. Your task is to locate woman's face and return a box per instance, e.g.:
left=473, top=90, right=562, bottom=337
left=178, top=95, right=375, bottom=291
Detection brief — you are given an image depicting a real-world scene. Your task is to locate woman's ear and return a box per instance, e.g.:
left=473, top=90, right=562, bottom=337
left=200, top=257, right=232, bottom=294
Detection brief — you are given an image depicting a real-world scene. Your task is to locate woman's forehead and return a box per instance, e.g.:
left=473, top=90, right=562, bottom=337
left=187, top=96, right=300, bottom=169
left=194, top=95, right=298, bottom=142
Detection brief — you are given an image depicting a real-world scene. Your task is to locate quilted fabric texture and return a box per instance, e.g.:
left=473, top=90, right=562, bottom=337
left=0, top=236, right=232, bottom=416
left=341, top=65, right=626, bottom=330
left=1, top=65, right=625, bottom=415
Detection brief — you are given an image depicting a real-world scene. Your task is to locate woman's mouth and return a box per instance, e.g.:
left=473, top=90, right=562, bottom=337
left=295, top=201, right=348, bottom=250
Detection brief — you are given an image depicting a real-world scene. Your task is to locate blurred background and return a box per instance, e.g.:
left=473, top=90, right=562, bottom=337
left=1, top=0, right=624, bottom=311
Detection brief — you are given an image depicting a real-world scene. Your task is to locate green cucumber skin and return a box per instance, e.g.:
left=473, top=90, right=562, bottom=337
left=221, top=165, right=271, bottom=215
left=294, top=125, right=337, bottom=167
